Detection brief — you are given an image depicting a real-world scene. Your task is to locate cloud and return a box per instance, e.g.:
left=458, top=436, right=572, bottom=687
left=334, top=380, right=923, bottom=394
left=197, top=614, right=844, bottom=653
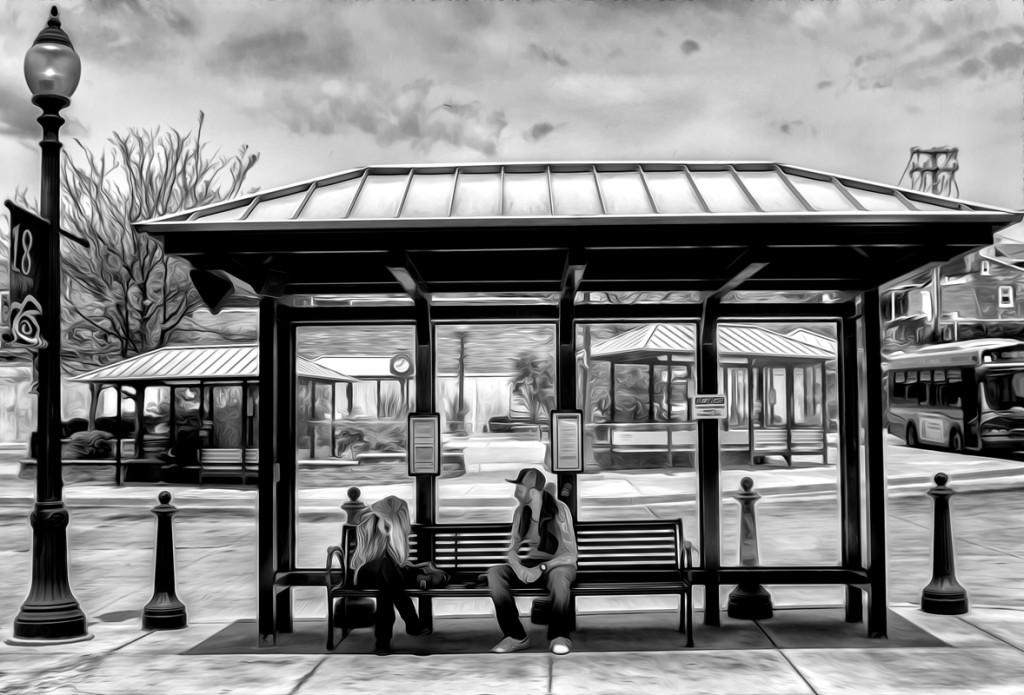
left=989, top=41, right=1024, bottom=71
left=0, top=80, right=87, bottom=142
left=525, top=122, right=556, bottom=142
left=527, top=43, right=569, bottom=67
left=778, top=120, right=817, bottom=137
left=266, top=78, right=508, bottom=156
left=64, top=0, right=199, bottom=65
left=680, top=39, right=700, bottom=55
left=817, top=80, right=834, bottom=89
left=210, top=27, right=353, bottom=78
left=958, top=57, right=986, bottom=78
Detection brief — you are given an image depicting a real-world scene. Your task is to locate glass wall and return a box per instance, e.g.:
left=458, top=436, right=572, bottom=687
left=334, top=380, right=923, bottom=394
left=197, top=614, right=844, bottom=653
left=719, top=321, right=842, bottom=586
left=575, top=323, right=700, bottom=549
left=435, top=323, right=556, bottom=523
left=294, top=325, right=417, bottom=568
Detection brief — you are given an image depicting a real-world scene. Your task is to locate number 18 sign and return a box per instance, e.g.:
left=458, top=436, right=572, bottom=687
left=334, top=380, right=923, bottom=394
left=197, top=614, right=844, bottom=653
left=4, top=200, right=49, bottom=350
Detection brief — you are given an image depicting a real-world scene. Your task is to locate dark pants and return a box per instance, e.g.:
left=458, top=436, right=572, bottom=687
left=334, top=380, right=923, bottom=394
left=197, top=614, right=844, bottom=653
left=355, top=556, right=423, bottom=650
left=487, top=564, right=576, bottom=641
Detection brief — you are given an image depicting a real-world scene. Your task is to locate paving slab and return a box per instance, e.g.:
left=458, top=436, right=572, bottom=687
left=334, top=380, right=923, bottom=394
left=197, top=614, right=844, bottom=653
left=550, top=650, right=813, bottom=695
left=960, top=607, right=1024, bottom=651
left=785, top=646, right=1024, bottom=695
left=890, top=606, right=1007, bottom=649
left=300, top=651, right=548, bottom=695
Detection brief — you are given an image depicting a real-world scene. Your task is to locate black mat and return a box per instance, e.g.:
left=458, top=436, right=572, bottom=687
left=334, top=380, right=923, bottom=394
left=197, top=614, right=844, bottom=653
left=185, top=608, right=946, bottom=655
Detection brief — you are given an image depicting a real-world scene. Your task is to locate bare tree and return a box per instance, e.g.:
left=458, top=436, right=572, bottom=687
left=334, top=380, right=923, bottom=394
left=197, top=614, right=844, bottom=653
left=15, top=112, right=259, bottom=372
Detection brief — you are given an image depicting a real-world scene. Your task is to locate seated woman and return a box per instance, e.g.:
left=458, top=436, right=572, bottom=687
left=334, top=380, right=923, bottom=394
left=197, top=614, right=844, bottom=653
left=370, top=496, right=450, bottom=589
left=350, top=511, right=431, bottom=655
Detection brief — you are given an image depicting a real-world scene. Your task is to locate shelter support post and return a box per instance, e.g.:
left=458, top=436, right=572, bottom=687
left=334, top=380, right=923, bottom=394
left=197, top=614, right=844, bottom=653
left=839, top=314, right=864, bottom=622
left=698, top=295, right=722, bottom=626
left=558, top=255, right=583, bottom=517
left=861, top=290, right=887, bottom=637
left=276, top=307, right=296, bottom=634
left=413, top=295, right=435, bottom=627
left=133, top=387, right=145, bottom=461
left=258, top=298, right=279, bottom=645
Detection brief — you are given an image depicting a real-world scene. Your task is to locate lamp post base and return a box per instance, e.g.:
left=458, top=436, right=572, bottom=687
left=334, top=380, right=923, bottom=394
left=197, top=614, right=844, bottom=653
left=142, top=599, right=188, bottom=631
left=11, top=501, right=90, bottom=642
left=727, top=584, right=774, bottom=620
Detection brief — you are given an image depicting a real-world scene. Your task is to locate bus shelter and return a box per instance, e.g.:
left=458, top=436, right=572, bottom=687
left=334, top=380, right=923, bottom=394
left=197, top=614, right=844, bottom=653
left=135, top=161, right=1023, bottom=646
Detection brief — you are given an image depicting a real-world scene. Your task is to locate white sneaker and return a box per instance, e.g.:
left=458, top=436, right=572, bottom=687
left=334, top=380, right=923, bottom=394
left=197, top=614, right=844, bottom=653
left=492, top=635, right=531, bottom=653
left=550, top=637, right=571, bottom=655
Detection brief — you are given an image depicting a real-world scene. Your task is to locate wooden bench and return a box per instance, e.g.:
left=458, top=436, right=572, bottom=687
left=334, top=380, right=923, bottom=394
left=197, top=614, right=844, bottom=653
left=324, top=519, right=694, bottom=650
left=198, top=447, right=258, bottom=484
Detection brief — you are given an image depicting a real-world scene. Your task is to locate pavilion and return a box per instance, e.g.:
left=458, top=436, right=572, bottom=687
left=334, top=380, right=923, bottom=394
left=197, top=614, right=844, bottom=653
left=134, top=160, right=1023, bottom=645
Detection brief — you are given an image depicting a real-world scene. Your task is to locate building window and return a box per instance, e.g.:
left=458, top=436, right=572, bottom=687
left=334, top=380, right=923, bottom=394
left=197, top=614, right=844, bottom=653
left=981, top=260, right=991, bottom=275
left=999, top=285, right=1014, bottom=308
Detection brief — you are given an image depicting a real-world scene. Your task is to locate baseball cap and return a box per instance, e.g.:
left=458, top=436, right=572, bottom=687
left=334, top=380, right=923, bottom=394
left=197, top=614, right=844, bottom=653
left=505, top=467, right=546, bottom=491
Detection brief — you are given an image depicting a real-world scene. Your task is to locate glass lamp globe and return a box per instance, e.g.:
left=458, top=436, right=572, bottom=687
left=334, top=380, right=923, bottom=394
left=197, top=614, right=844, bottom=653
left=24, top=7, right=80, bottom=99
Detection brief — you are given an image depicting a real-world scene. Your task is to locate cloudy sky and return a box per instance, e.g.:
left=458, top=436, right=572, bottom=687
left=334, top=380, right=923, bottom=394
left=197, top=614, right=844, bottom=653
left=0, top=0, right=1021, bottom=211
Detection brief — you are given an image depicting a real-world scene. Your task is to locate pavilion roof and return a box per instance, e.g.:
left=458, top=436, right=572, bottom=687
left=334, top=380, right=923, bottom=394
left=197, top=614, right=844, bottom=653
left=71, top=345, right=358, bottom=384
left=591, top=323, right=834, bottom=363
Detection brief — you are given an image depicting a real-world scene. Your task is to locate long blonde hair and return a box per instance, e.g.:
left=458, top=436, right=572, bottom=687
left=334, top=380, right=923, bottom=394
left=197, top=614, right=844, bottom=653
left=370, top=496, right=412, bottom=566
left=350, top=512, right=398, bottom=582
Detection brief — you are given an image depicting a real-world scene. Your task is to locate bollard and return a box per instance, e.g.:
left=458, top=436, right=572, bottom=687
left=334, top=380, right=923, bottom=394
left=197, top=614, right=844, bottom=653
left=341, top=486, right=367, bottom=526
left=727, top=477, right=774, bottom=620
left=142, top=491, right=187, bottom=630
left=921, top=473, right=969, bottom=615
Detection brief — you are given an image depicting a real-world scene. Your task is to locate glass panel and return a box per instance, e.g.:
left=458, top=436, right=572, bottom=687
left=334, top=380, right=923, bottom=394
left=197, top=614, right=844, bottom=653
left=688, top=170, right=756, bottom=212
left=788, top=175, right=857, bottom=211
left=196, top=204, right=249, bottom=222
left=844, top=186, right=912, bottom=211
left=550, top=171, right=602, bottom=215
left=435, top=324, right=557, bottom=523
left=722, top=290, right=858, bottom=304
left=211, top=386, right=243, bottom=447
left=642, top=170, right=704, bottom=213
left=720, top=322, right=840, bottom=577
left=299, top=176, right=362, bottom=219
left=452, top=173, right=501, bottom=217
left=349, top=174, right=409, bottom=218
left=736, top=171, right=805, bottom=212
left=597, top=170, right=654, bottom=214
left=575, top=323, right=699, bottom=564
left=902, top=196, right=960, bottom=212
left=503, top=172, right=551, bottom=216
left=295, top=325, right=417, bottom=568
left=401, top=173, right=455, bottom=218
left=431, top=292, right=560, bottom=305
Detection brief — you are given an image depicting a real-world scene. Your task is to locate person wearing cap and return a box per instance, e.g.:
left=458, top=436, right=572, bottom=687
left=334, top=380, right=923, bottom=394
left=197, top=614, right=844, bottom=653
left=487, top=467, right=578, bottom=655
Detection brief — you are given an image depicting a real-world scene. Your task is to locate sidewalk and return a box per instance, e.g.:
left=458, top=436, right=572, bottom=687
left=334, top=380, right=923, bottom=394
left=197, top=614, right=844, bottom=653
left=0, top=605, right=1021, bottom=694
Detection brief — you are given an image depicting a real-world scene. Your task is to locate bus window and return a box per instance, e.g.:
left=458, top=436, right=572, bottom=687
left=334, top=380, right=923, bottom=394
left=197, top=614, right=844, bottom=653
left=939, top=382, right=962, bottom=408
left=984, top=372, right=1024, bottom=410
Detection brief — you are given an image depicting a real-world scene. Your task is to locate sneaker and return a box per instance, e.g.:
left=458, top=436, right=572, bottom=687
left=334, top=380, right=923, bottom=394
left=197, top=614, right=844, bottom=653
left=491, top=635, right=531, bottom=653
left=406, top=625, right=433, bottom=637
left=550, top=637, right=571, bottom=655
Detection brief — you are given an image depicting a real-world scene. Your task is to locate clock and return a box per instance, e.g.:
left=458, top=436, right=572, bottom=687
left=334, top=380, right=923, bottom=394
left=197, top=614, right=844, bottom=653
left=390, top=354, right=413, bottom=376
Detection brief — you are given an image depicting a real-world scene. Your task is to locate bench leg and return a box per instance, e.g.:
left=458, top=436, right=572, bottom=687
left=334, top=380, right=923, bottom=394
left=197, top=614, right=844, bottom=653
left=681, top=590, right=694, bottom=648
left=418, top=596, right=433, bottom=631
left=327, top=597, right=348, bottom=650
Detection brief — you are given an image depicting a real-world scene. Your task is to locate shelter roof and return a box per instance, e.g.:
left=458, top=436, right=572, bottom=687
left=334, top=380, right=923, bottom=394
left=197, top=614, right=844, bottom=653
left=135, top=161, right=1024, bottom=297
left=72, top=345, right=358, bottom=384
left=592, top=323, right=834, bottom=363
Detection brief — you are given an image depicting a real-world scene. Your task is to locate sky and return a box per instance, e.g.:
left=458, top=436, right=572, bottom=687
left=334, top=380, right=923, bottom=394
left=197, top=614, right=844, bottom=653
left=0, top=0, right=1022, bottom=211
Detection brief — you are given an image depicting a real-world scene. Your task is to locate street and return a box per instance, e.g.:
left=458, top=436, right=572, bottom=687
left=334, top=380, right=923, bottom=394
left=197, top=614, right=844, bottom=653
left=1, top=434, right=1024, bottom=631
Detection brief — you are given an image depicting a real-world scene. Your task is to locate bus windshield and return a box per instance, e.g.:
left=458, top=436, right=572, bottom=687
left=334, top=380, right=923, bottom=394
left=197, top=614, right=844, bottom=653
left=983, top=372, right=1024, bottom=411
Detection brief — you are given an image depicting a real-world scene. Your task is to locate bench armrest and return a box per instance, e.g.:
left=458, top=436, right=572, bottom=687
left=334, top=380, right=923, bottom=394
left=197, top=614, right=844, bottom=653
left=326, top=545, right=346, bottom=590
left=680, top=540, right=696, bottom=571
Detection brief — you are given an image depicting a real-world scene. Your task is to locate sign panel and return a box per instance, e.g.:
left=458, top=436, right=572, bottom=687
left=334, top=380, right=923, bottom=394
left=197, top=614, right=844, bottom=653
left=550, top=410, right=583, bottom=473
left=4, top=200, right=49, bottom=350
left=691, top=394, right=727, bottom=420
left=407, top=412, right=440, bottom=476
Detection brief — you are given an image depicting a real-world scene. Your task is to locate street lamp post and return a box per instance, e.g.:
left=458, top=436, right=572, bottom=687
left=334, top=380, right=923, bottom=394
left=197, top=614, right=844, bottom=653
left=11, top=5, right=89, bottom=643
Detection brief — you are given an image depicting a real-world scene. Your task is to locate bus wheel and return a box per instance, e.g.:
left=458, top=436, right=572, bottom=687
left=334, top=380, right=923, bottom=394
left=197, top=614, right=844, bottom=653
left=906, top=423, right=919, bottom=448
left=949, top=429, right=964, bottom=453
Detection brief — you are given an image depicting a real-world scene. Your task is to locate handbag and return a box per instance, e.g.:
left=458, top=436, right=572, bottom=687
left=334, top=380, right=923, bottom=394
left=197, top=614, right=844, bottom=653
left=410, top=561, right=451, bottom=589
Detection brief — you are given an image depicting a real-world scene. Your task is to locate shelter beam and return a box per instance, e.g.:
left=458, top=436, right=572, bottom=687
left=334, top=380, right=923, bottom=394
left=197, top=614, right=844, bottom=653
left=861, top=289, right=888, bottom=637
left=258, top=297, right=280, bottom=646
left=839, top=315, right=864, bottom=623
left=697, top=294, right=722, bottom=626
left=558, top=250, right=585, bottom=517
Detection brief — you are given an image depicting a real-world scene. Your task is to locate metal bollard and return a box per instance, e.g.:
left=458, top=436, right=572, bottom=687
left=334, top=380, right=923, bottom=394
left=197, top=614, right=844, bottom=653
left=921, top=473, right=969, bottom=615
left=341, top=486, right=367, bottom=526
left=727, top=477, right=774, bottom=620
left=142, top=491, right=188, bottom=630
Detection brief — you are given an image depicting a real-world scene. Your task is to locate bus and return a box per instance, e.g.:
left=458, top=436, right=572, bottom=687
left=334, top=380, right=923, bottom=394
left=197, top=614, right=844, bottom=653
left=884, top=339, right=1024, bottom=453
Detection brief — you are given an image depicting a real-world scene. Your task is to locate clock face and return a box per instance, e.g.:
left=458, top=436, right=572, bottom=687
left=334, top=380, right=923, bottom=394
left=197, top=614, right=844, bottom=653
left=390, top=354, right=412, bottom=376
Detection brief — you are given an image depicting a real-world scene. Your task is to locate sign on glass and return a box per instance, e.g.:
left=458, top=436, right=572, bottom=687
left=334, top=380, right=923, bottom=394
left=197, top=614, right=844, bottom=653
left=407, top=413, right=440, bottom=476
left=551, top=410, right=583, bottom=473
